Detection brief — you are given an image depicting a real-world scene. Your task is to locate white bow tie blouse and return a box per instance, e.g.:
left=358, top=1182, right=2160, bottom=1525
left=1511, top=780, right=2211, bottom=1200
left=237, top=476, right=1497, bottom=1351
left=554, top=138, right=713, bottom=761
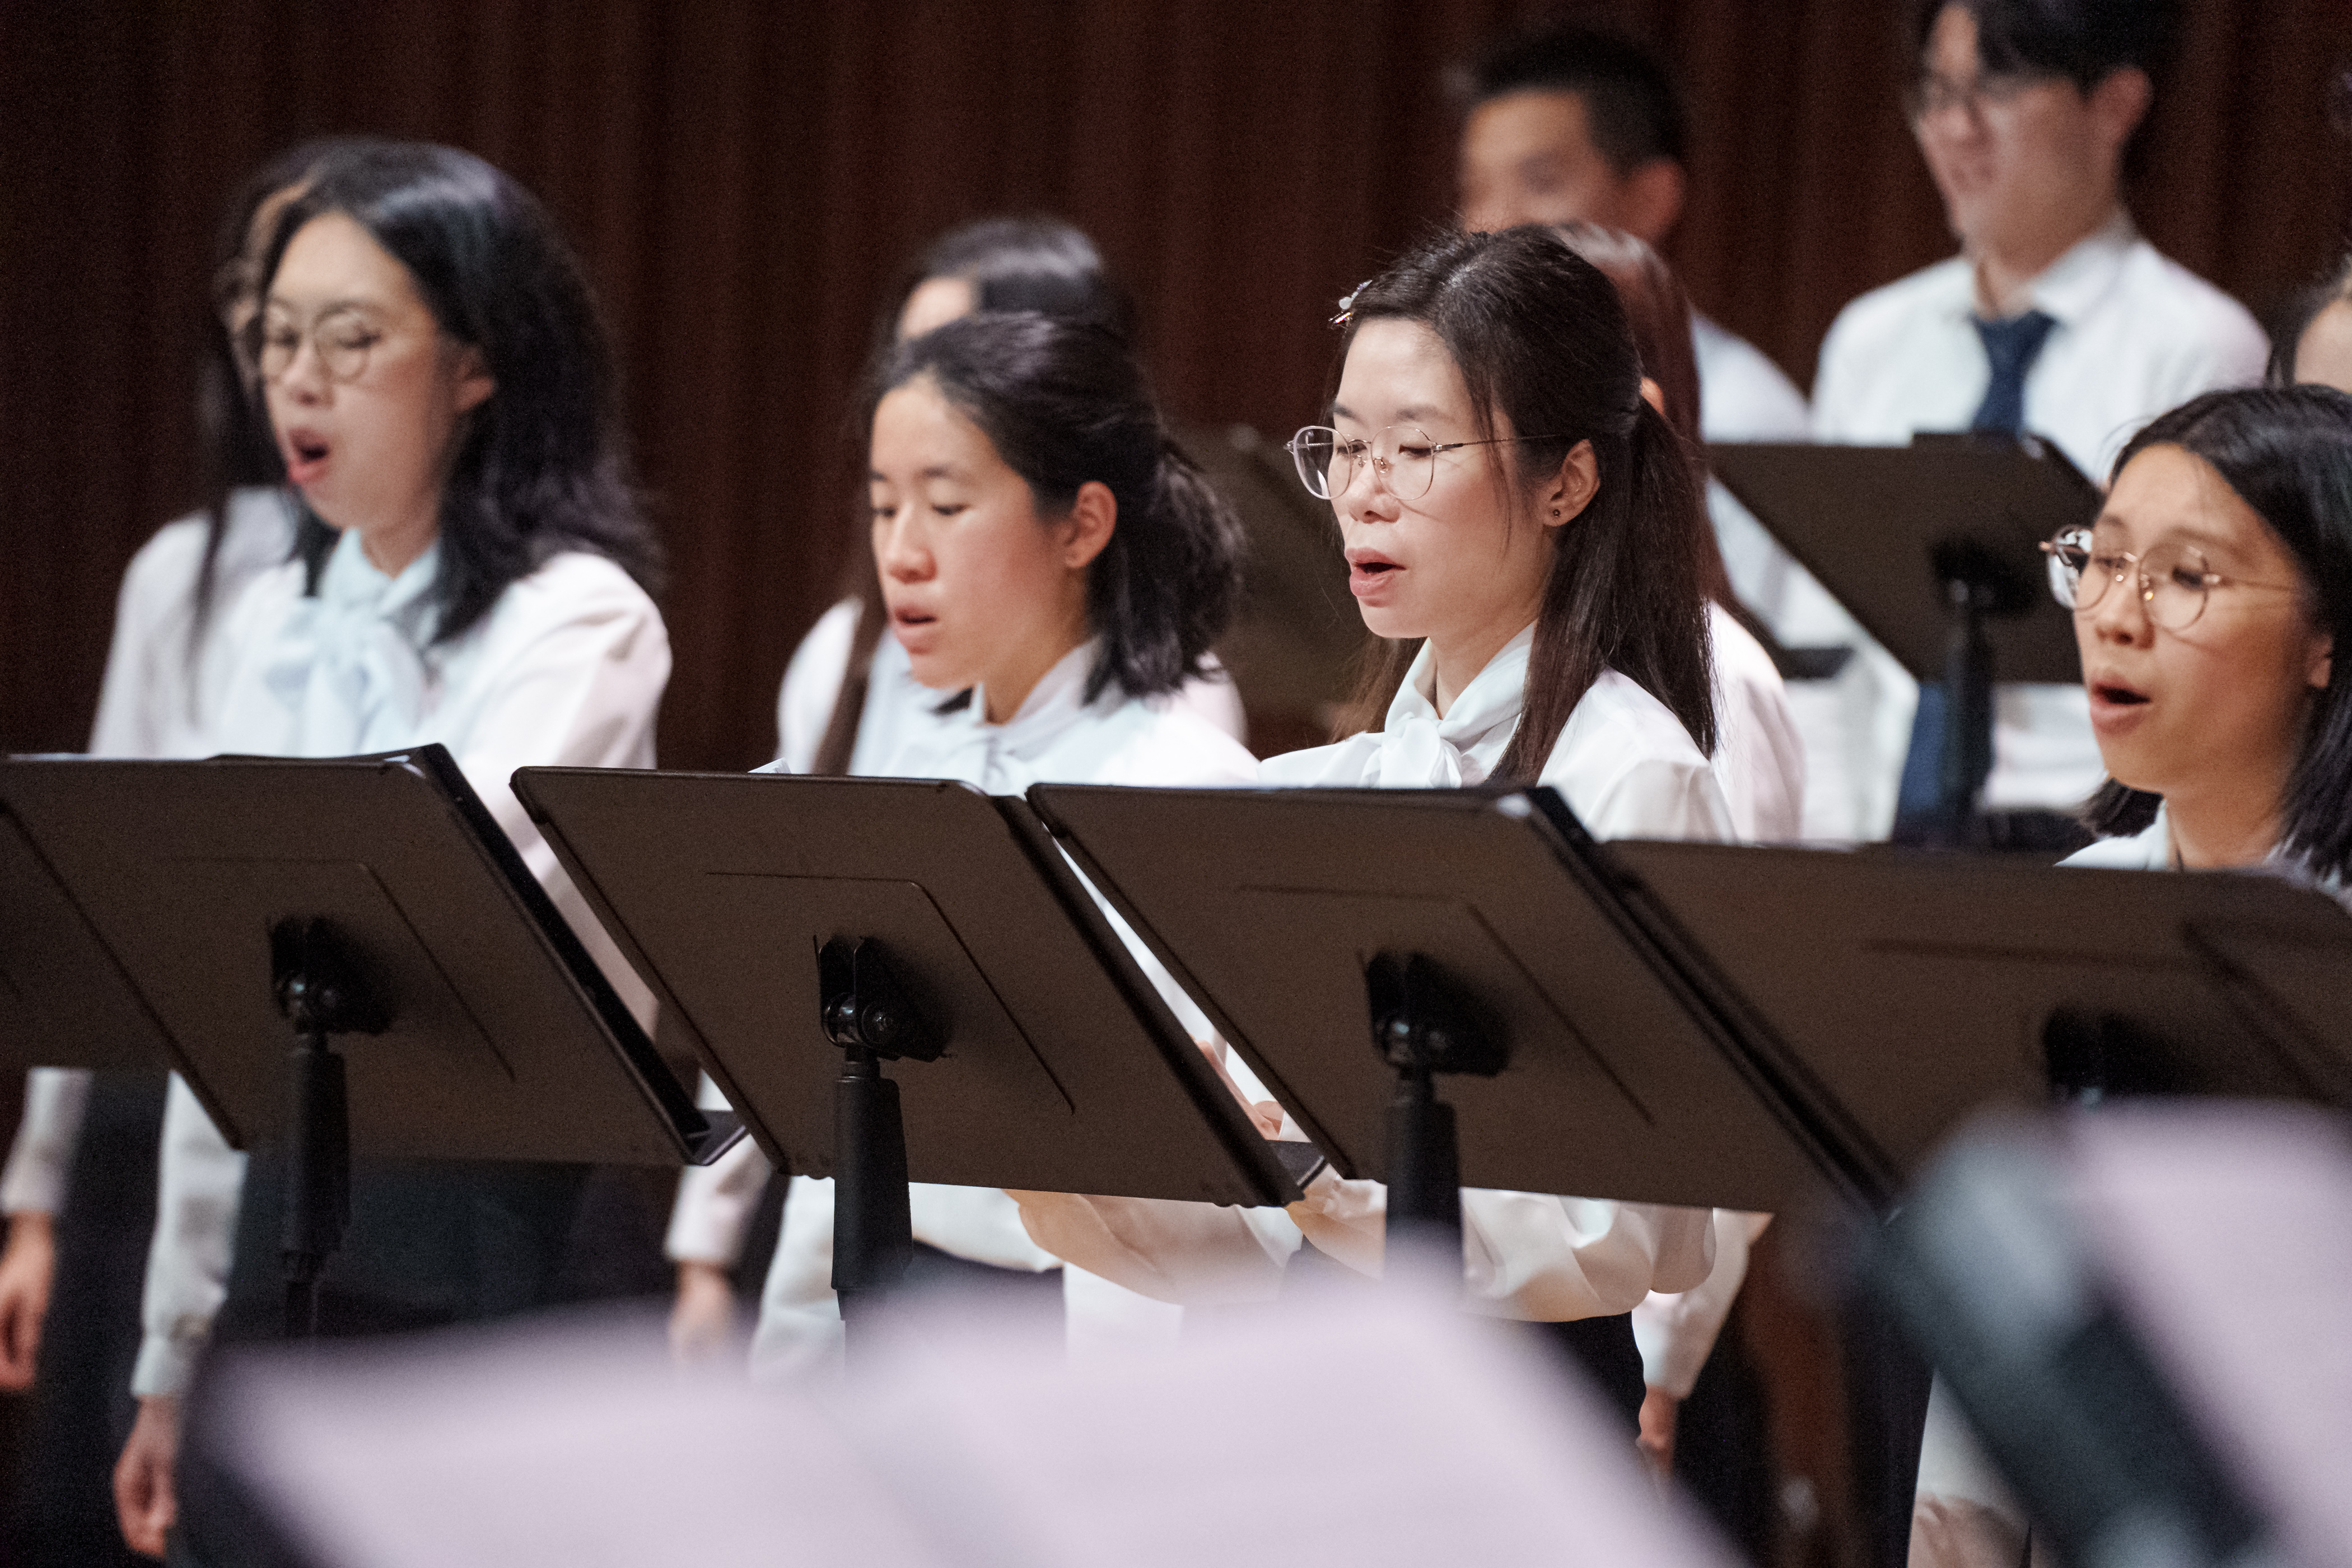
left=133, top=528, right=670, bottom=1398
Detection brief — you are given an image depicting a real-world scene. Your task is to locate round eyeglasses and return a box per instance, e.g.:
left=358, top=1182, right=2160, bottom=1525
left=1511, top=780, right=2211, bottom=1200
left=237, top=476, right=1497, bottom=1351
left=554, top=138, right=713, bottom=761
left=2041, top=525, right=2298, bottom=632
left=1284, top=424, right=1567, bottom=502
left=251, top=306, right=389, bottom=386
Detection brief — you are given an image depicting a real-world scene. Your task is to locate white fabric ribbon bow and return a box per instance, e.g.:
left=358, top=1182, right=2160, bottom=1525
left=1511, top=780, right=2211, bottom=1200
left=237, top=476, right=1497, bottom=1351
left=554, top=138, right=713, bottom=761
left=259, top=531, right=440, bottom=756
left=1367, top=627, right=1536, bottom=788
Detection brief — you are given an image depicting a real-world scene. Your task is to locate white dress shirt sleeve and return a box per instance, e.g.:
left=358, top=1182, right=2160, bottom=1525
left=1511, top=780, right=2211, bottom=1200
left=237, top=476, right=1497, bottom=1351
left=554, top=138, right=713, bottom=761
left=1632, top=1210, right=1770, bottom=1399
left=664, top=1073, right=774, bottom=1268
left=134, top=1075, right=246, bottom=1398
left=0, top=1070, right=95, bottom=1217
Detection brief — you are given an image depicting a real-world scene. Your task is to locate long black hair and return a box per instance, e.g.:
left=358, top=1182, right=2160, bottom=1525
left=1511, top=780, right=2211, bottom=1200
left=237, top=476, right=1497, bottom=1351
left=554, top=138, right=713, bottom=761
left=2084, top=386, right=2352, bottom=880
left=188, top=138, right=391, bottom=655
left=255, top=142, right=659, bottom=644
left=863, top=311, right=1241, bottom=707
left=1333, top=225, right=1716, bottom=781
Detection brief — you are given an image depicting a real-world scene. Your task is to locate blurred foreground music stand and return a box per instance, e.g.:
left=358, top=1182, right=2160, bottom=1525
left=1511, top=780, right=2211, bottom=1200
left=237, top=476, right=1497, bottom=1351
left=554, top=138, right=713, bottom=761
left=1710, top=436, right=2099, bottom=843
left=0, top=748, right=740, bottom=1337
left=1028, top=784, right=1877, bottom=1258
left=512, top=770, right=1302, bottom=1355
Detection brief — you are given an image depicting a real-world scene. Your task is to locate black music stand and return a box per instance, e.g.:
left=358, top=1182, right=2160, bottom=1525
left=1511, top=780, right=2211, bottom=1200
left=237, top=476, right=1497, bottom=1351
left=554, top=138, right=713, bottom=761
left=0, top=748, right=739, bottom=1336
left=512, top=770, right=1302, bottom=1353
left=1600, top=834, right=2352, bottom=1186
left=1710, top=436, right=2101, bottom=842
left=1029, top=784, right=1873, bottom=1259
left=1, top=789, right=181, bottom=1077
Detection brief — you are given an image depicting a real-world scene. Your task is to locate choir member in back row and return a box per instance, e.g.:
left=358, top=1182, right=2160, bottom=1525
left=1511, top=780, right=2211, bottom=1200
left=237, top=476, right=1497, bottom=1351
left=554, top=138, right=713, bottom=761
left=0, top=137, right=375, bottom=1568
left=1815, top=0, right=2267, bottom=846
left=1913, top=384, right=2352, bottom=1568
left=106, top=142, right=674, bottom=1566
left=1012, top=225, right=1747, bottom=1430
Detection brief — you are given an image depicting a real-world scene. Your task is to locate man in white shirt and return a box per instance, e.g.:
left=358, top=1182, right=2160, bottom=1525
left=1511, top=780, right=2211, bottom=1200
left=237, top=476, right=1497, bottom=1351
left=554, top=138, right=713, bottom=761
left=1813, top=0, right=2266, bottom=846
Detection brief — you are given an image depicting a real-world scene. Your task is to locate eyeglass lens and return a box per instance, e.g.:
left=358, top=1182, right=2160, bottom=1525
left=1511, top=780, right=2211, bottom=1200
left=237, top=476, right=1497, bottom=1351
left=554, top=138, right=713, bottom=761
left=2046, top=528, right=2213, bottom=630
left=256, top=308, right=381, bottom=384
left=1287, top=426, right=1442, bottom=502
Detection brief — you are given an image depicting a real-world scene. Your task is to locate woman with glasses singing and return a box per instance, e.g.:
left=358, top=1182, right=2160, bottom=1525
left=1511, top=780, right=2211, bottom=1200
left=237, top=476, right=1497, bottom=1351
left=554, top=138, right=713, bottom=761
left=111, top=143, right=670, bottom=1562
left=1914, top=383, right=2352, bottom=1565
left=1013, top=226, right=1728, bottom=1434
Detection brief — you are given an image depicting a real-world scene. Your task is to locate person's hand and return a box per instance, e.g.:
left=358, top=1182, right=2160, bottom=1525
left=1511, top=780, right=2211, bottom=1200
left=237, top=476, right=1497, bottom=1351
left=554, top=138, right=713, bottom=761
left=0, top=1211, right=57, bottom=1389
left=1910, top=1495, right=2032, bottom=1568
left=1636, top=1386, right=1679, bottom=1480
left=114, top=1394, right=180, bottom=1559
left=669, top=1261, right=737, bottom=1364
left=1195, top=1039, right=1286, bottom=1137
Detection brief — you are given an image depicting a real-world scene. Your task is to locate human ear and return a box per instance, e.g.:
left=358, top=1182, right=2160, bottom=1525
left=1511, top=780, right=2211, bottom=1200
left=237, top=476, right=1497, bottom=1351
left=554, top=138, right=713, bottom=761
left=1639, top=377, right=1666, bottom=418
left=1059, top=480, right=1118, bottom=571
left=2308, top=629, right=2332, bottom=692
left=1540, top=441, right=1600, bottom=529
left=2088, top=67, right=2153, bottom=162
left=1618, top=158, right=1687, bottom=247
left=449, top=343, right=496, bottom=416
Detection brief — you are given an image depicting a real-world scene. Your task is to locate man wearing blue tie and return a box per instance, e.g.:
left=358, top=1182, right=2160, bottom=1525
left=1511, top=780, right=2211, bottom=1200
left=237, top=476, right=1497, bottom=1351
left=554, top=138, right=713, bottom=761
left=1812, top=0, right=2265, bottom=846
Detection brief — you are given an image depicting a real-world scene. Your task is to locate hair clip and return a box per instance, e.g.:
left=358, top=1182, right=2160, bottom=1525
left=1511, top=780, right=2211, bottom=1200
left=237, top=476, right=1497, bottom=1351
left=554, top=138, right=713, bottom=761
left=1330, top=279, right=1371, bottom=328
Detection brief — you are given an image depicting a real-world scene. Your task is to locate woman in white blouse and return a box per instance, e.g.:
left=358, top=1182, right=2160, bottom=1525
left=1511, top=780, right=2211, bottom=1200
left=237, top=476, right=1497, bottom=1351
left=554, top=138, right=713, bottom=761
left=1012, top=226, right=1742, bottom=1430
left=666, top=310, right=1257, bottom=1379
left=1915, top=387, right=2352, bottom=1567
left=111, top=143, right=671, bottom=1560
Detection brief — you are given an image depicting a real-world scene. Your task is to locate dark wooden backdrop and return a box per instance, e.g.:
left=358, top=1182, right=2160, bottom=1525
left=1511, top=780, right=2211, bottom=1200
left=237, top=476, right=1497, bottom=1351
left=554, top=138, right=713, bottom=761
left=3, top=0, right=2348, bottom=771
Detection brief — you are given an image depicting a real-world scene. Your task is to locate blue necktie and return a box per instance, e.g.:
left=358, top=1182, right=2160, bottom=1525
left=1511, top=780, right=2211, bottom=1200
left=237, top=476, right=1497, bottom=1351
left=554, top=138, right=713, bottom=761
left=1968, top=309, right=2058, bottom=436
left=1894, top=307, right=2061, bottom=838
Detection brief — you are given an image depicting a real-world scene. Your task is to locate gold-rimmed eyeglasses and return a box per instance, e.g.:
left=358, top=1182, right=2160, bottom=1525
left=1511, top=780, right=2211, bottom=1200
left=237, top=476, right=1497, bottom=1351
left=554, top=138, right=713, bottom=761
left=1284, top=424, right=1568, bottom=502
left=250, top=306, right=390, bottom=386
left=2041, top=525, right=2301, bottom=631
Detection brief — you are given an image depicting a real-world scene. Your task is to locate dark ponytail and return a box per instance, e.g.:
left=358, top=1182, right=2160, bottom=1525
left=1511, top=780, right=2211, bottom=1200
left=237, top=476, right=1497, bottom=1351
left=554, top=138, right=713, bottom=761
left=1332, top=226, right=1716, bottom=781
left=865, top=311, right=1243, bottom=704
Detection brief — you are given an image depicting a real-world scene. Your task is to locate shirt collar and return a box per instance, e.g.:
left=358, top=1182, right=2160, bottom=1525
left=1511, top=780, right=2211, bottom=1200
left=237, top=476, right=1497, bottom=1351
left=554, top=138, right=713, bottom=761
left=2017, top=208, right=2137, bottom=326
left=1378, top=624, right=1536, bottom=784
left=948, top=638, right=1107, bottom=760
left=1945, top=208, right=2136, bottom=325
left=318, top=525, right=442, bottom=646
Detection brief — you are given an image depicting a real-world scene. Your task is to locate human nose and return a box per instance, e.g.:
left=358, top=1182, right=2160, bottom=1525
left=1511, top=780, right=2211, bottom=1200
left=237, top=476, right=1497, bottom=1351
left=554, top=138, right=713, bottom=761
left=2084, top=561, right=2152, bottom=643
left=275, top=330, right=330, bottom=403
left=874, top=508, right=930, bottom=581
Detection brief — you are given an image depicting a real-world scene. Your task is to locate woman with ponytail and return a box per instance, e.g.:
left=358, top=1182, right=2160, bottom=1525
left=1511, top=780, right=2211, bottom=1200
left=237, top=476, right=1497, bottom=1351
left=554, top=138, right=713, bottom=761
left=669, top=311, right=1256, bottom=1377
left=1011, top=227, right=1730, bottom=1431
